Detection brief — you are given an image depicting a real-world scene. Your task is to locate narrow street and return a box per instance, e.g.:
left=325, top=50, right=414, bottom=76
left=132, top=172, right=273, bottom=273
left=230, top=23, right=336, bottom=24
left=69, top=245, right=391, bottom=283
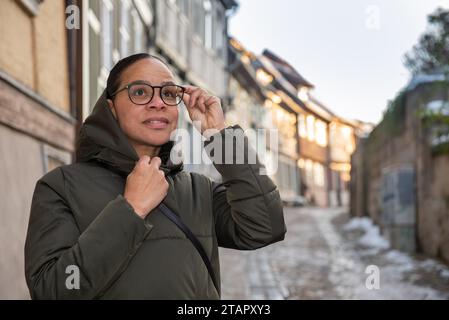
left=219, top=207, right=449, bottom=300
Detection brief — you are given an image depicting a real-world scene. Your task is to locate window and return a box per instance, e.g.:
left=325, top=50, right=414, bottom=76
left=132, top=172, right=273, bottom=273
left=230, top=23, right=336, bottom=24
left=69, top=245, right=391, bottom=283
left=306, top=115, right=315, bottom=141
left=192, top=0, right=204, bottom=41
left=177, top=0, right=189, bottom=16
left=41, top=145, right=71, bottom=173
left=305, top=159, right=313, bottom=185
left=87, top=3, right=101, bottom=111
left=203, top=0, right=213, bottom=49
left=119, top=0, right=131, bottom=57
left=315, top=119, right=328, bottom=147
left=298, top=114, right=307, bottom=138
left=314, top=162, right=325, bottom=187
left=278, top=161, right=286, bottom=191
left=100, top=0, right=114, bottom=71
left=284, top=162, right=291, bottom=191
left=131, top=9, right=144, bottom=52
left=214, top=8, right=224, bottom=57
left=289, top=163, right=299, bottom=193
left=256, top=69, right=273, bottom=86
left=341, top=125, right=355, bottom=153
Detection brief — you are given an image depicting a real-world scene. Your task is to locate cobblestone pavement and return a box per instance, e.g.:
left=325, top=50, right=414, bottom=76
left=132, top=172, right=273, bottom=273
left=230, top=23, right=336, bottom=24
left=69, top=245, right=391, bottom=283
left=219, top=207, right=449, bottom=300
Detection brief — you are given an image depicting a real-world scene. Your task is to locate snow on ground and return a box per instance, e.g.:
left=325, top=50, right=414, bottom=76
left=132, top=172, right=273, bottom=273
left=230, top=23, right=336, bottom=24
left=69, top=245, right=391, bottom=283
left=333, top=212, right=449, bottom=299
left=220, top=207, right=449, bottom=300
left=343, top=217, right=390, bottom=250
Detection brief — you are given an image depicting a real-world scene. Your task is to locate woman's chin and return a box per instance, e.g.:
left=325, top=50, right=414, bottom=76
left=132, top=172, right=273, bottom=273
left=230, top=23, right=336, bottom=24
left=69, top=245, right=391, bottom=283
left=141, top=133, right=171, bottom=147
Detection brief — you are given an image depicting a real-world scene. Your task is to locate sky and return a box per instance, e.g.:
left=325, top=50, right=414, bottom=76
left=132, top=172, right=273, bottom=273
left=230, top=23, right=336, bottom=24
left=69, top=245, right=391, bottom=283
left=229, top=0, right=449, bottom=124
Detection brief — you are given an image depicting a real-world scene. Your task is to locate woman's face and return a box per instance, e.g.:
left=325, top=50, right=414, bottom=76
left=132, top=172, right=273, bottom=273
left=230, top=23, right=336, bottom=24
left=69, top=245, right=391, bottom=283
left=107, top=58, right=179, bottom=149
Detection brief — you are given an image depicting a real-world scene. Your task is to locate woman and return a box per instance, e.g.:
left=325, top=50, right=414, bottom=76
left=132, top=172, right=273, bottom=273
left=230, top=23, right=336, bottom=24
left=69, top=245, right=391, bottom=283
left=24, top=53, right=286, bottom=299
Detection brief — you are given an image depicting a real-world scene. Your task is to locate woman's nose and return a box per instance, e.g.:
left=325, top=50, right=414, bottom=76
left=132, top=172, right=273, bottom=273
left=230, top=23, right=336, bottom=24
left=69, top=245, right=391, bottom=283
left=147, top=89, right=166, bottom=110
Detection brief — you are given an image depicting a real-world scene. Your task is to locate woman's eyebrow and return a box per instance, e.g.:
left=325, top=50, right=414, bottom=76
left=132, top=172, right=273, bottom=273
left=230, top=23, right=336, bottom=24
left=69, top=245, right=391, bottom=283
left=160, top=81, right=176, bottom=86
left=130, top=80, right=151, bottom=85
left=128, top=80, right=177, bottom=86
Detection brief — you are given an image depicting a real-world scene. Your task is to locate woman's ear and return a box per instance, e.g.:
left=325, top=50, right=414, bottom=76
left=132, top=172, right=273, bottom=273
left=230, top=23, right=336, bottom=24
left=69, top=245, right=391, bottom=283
left=107, top=99, right=117, bottom=119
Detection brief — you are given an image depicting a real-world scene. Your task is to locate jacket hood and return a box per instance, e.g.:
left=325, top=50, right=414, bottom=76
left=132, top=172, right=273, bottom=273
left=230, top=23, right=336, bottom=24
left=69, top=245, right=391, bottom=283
left=75, top=90, right=183, bottom=176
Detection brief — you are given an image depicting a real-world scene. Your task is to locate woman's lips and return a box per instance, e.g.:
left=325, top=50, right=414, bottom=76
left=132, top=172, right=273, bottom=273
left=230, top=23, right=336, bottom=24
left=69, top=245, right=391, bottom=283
left=142, top=118, right=169, bottom=129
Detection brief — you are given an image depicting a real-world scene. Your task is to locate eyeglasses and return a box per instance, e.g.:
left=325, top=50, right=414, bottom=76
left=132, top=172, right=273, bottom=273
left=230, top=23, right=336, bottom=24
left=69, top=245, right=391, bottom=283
left=110, top=81, right=185, bottom=106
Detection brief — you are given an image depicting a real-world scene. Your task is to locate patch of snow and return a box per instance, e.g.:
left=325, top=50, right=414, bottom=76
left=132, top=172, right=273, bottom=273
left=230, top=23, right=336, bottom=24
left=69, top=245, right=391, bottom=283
left=341, top=216, right=449, bottom=299
left=344, top=217, right=390, bottom=249
left=358, top=225, right=390, bottom=250
left=384, top=250, right=416, bottom=273
left=440, top=269, right=449, bottom=279
left=343, top=217, right=373, bottom=232
left=419, top=259, right=439, bottom=270
left=358, top=248, right=383, bottom=256
left=385, top=250, right=414, bottom=265
left=419, top=258, right=449, bottom=280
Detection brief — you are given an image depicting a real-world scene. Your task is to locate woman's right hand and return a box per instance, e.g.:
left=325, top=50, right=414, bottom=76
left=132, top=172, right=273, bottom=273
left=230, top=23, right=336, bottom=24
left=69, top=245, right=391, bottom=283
left=124, top=155, right=169, bottom=219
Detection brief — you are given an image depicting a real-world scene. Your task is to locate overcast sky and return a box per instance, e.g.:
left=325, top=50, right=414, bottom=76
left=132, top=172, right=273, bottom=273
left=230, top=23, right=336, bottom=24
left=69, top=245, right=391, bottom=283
left=229, top=0, right=449, bottom=124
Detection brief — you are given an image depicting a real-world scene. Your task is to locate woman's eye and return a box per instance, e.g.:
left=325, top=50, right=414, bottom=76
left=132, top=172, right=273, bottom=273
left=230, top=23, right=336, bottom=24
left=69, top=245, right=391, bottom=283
left=134, top=89, right=145, bottom=96
left=163, top=91, right=176, bottom=98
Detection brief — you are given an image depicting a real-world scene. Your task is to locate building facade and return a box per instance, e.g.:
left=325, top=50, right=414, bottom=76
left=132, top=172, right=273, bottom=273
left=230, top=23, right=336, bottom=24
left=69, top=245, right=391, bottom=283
left=226, top=40, right=365, bottom=208
left=258, top=50, right=332, bottom=207
left=227, top=40, right=301, bottom=201
left=0, top=0, right=237, bottom=299
left=328, top=119, right=356, bottom=207
left=296, top=96, right=333, bottom=207
left=0, top=0, right=76, bottom=298
left=226, top=38, right=280, bottom=192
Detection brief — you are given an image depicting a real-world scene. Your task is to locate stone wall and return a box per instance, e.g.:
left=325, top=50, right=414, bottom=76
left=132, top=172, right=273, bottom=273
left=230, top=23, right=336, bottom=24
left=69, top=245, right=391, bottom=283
left=350, top=81, right=449, bottom=263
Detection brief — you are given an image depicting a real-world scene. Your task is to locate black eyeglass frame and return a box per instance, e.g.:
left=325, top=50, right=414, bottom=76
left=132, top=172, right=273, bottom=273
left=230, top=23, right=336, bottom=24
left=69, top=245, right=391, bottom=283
left=109, top=80, right=186, bottom=106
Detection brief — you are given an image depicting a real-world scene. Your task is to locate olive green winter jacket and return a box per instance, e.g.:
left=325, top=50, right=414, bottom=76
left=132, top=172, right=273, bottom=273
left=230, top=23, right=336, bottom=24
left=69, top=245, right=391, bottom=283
left=24, top=92, right=286, bottom=299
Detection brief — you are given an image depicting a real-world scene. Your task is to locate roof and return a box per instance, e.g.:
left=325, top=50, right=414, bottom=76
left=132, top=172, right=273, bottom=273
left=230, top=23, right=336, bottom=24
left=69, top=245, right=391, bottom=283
left=227, top=39, right=272, bottom=103
left=228, top=38, right=361, bottom=126
left=257, top=55, right=335, bottom=121
left=262, top=49, right=314, bottom=89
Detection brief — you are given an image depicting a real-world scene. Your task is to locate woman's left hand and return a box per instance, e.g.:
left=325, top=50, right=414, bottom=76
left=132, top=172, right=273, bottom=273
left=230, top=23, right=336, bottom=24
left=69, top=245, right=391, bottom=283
left=182, top=85, right=226, bottom=136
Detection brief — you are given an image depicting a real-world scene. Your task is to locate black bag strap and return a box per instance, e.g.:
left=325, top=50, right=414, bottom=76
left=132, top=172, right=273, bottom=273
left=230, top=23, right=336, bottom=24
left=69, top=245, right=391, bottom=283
left=158, top=203, right=219, bottom=294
